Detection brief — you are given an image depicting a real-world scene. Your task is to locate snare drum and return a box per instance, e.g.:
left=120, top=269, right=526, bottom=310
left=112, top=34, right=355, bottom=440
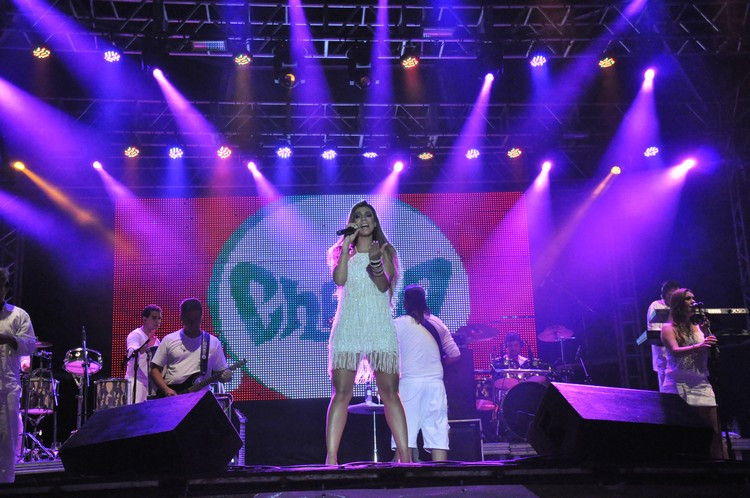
left=95, top=378, right=131, bottom=410
left=22, top=377, right=55, bottom=416
left=64, top=348, right=103, bottom=376
left=214, top=393, right=233, bottom=419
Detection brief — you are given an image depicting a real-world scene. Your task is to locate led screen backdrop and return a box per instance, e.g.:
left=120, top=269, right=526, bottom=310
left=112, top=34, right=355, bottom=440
left=112, top=193, right=535, bottom=401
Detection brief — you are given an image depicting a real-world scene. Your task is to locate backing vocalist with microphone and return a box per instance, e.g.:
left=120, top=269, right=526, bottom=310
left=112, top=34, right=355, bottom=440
left=659, top=288, right=726, bottom=459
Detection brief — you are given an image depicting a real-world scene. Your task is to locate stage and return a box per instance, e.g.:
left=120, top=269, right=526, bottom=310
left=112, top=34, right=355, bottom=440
left=7, top=452, right=750, bottom=497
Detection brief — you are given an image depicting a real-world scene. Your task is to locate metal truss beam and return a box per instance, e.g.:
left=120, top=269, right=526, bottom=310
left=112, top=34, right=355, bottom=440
left=1, top=1, right=749, bottom=59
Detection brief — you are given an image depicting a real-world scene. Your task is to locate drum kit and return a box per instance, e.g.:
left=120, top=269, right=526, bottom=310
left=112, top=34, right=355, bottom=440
left=457, top=323, right=587, bottom=442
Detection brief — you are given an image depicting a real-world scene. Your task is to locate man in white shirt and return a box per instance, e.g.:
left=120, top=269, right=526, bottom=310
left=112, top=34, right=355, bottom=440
left=0, top=267, right=36, bottom=483
left=150, top=298, right=231, bottom=397
left=125, top=305, right=162, bottom=403
left=647, top=280, right=679, bottom=391
left=393, top=285, right=461, bottom=461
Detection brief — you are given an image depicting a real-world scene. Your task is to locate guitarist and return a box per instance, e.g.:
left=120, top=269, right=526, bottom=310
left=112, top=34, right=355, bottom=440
left=150, top=298, right=232, bottom=397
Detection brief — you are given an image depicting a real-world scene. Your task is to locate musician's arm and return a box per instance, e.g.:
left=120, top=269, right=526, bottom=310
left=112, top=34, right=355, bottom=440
left=150, top=364, right=177, bottom=396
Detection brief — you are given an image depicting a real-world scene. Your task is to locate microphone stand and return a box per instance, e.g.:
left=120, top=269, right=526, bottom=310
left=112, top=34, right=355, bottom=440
left=123, top=336, right=152, bottom=404
left=700, top=315, right=733, bottom=459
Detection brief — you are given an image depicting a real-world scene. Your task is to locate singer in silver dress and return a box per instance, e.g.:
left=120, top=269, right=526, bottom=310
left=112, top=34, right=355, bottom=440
left=325, top=201, right=410, bottom=465
left=660, top=288, right=726, bottom=459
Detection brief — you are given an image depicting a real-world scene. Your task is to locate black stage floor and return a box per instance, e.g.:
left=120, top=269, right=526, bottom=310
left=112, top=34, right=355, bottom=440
left=4, top=457, right=750, bottom=497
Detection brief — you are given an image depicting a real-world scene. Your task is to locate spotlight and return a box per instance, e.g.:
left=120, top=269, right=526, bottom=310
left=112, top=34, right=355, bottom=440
left=400, top=44, right=420, bottom=69
left=92, top=161, right=103, bottom=170
left=529, top=54, right=547, bottom=68
left=643, top=68, right=656, bottom=89
left=12, top=161, right=26, bottom=171
left=276, top=141, right=293, bottom=159
left=168, top=147, right=184, bottom=159
left=418, top=151, right=434, bottom=161
left=611, top=165, right=622, bottom=175
left=32, top=46, right=51, bottom=59
left=321, top=143, right=337, bottom=161
left=541, top=160, right=552, bottom=172
left=247, top=161, right=260, bottom=177
left=348, top=43, right=374, bottom=89
left=598, top=57, right=615, bottom=68
left=670, top=158, right=697, bottom=179
left=484, top=73, right=495, bottom=83
left=393, top=160, right=405, bottom=173
left=478, top=41, right=504, bottom=79
left=466, top=148, right=480, bottom=160
left=217, top=146, right=232, bottom=159
left=234, top=53, right=252, bottom=66
left=273, top=43, right=302, bottom=89
left=363, top=151, right=379, bottom=159
left=507, top=148, right=522, bottom=159
left=104, top=50, right=121, bottom=63
left=152, top=68, right=164, bottom=79
left=124, top=146, right=140, bottom=158
left=644, top=146, right=659, bottom=157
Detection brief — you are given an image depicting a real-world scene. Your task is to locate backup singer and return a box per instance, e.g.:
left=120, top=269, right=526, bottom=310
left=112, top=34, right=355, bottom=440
left=392, top=285, right=460, bottom=461
left=0, top=267, right=36, bottom=483
left=660, top=288, right=727, bottom=459
left=150, top=298, right=231, bottom=397
left=325, top=201, right=410, bottom=465
left=125, top=305, right=162, bottom=403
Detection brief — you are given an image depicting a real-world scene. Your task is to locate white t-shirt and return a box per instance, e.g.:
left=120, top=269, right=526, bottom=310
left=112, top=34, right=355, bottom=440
left=125, top=327, right=161, bottom=403
left=151, top=329, right=228, bottom=388
left=647, top=299, right=669, bottom=373
left=394, top=314, right=461, bottom=382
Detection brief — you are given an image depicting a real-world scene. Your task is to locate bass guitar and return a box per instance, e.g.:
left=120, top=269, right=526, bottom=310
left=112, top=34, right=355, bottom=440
left=164, top=359, right=247, bottom=395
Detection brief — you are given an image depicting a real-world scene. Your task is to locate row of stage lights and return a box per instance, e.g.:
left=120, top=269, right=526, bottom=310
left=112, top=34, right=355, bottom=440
left=29, top=44, right=619, bottom=72
left=118, top=144, right=660, bottom=161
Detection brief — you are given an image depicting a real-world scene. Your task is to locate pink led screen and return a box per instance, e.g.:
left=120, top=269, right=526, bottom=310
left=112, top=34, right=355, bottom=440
left=112, top=193, right=535, bottom=401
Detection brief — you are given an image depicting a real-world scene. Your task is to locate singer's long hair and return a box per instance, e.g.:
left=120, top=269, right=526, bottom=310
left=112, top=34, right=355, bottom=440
left=669, top=288, right=695, bottom=345
left=327, top=201, right=399, bottom=297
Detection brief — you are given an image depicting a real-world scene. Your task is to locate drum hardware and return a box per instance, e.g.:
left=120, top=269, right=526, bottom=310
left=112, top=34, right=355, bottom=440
left=19, top=348, right=60, bottom=462
left=454, top=324, right=500, bottom=344
left=66, top=326, right=101, bottom=430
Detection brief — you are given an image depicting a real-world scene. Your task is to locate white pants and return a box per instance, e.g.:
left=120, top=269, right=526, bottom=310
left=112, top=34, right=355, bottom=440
left=0, top=390, right=20, bottom=483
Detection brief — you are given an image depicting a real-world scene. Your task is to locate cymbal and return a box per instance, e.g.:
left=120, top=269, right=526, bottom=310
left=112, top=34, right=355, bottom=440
left=455, top=324, right=499, bottom=342
left=35, top=340, right=53, bottom=349
left=538, top=325, right=575, bottom=342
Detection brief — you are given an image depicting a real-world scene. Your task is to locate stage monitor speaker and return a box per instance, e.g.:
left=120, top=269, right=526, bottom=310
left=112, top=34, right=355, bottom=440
left=59, top=391, right=242, bottom=476
left=527, top=383, right=713, bottom=460
left=448, top=419, right=483, bottom=461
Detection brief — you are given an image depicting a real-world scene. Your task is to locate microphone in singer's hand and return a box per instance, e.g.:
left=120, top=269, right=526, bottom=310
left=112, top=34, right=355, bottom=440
left=336, top=225, right=358, bottom=236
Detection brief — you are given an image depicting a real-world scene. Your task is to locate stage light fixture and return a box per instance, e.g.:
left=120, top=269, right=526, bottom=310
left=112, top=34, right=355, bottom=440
left=234, top=53, right=252, bottom=66
left=321, top=142, right=338, bottom=161
left=507, top=148, right=522, bottom=159
left=644, top=146, right=659, bottom=157
left=400, top=44, right=420, bottom=69
left=611, top=165, right=622, bottom=175
left=12, top=161, right=26, bottom=171
left=32, top=46, right=51, bottom=59
left=478, top=41, right=504, bottom=79
left=541, top=160, right=552, bottom=172
left=348, top=43, right=374, bottom=89
left=643, top=68, right=656, bottom=89
left=418, top=151, right=434, bottom=161
left=92, top=161, right=103, bottom=170
left=598, top=56, right=615, bottom=68
left=276, top=140, right=293, bottom=159
left=363, top=151, right=379, bottom=159
left=104, top=50, right=121, bottom=63
left=530, top=54, right=547, bottom=67
left=393, top=160, right=405, bottom=173
left=273, top=43, right=302, bottom=89
left=466, top=148, right=480, bottom=160
left=168, top=147, right=184, bottom=159
left=124, top=146, right=140, bottom=158
left=217, top=146, right=232, bottom=159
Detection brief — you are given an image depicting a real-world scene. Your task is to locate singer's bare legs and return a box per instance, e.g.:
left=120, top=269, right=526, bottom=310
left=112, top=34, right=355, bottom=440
left=696, top=406, right=728, bottom=459
left=374, top=370, right=411, bottom=463
left=325, top=369, right=355, bottom=466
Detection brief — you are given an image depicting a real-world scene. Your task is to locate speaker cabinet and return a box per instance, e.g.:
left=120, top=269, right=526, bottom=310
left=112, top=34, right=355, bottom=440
left=448, top=419, right=483, bottom=461
left=528, top=383, right=713, bottom=460
left=59, top=391, right=242, bottom=475
left=443, top=348, right=476, bottom=420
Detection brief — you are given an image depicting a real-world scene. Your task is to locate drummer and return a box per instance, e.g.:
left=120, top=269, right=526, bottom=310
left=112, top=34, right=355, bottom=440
left=503, top=332, right=528, bottom=368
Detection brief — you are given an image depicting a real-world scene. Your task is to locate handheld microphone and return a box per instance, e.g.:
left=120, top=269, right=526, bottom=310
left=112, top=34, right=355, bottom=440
left=336, top=226, right=357, bottom=236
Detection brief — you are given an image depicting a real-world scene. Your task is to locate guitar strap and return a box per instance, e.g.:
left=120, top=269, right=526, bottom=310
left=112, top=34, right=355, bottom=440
left=200, top=331, right=209, bottom=376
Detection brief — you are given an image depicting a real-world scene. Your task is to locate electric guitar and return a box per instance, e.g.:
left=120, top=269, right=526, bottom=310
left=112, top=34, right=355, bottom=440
left=164, top=359, right=247, bottom=395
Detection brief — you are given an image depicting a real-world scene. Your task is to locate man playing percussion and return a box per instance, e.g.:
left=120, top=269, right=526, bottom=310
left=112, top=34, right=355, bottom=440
left=125, top=305, right=162, bottom=403
left=150, top=298, right=232, bottom=397
left=392, top=285, right=461, bottom=461
left=503, top=332, right=528, bottom=368
left=0, top=267, right=36, bottom=483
